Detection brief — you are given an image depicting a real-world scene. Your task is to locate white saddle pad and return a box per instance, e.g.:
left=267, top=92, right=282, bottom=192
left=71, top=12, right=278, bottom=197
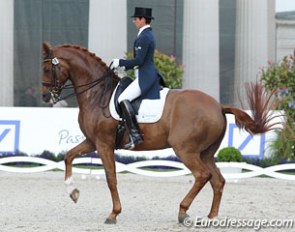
left=109, top=87, right=170, bottom=123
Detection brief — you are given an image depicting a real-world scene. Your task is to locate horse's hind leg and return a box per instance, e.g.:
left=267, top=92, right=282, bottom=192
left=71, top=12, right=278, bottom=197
left=201, top=144, right=225, bottom=219
left=177, top=151, right=212, bottom=224
left=64, top=139, right=95, bottom=203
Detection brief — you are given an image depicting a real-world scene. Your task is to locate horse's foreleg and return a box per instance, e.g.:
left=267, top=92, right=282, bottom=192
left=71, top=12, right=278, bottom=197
left=64, top=139, right=95, bottom=203
left=99, top=148, right=121, bottom=224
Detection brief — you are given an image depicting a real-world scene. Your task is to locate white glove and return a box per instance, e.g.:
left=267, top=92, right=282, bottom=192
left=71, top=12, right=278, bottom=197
left=115, top=66, right=126, bottom=78
left=110, top=59, right=120, bottom=69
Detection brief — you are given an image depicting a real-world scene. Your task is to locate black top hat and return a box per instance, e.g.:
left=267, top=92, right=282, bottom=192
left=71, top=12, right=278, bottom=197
left=131, top=7, right=154, bottom=20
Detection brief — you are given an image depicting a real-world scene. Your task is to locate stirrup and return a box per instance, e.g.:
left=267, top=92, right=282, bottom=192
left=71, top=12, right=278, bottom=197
left=123, top=134, right=143, bottom=150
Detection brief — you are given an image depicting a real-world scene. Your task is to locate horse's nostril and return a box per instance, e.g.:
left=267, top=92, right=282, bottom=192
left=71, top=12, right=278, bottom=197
left=42, top=92, right=51, bottom=102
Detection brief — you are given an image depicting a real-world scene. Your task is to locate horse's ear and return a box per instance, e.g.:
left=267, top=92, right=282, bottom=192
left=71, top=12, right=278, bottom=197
left=43, top=41, right=52, bottom=59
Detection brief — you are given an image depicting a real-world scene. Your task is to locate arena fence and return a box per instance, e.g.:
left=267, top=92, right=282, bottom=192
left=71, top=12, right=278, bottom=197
left=0, top=156, right=294, bottom=180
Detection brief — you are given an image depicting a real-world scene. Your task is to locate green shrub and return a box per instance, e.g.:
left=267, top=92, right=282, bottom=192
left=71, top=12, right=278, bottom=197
left=260, top=56, right=295, bottom=121
left=260, top=55, right=295, bottom=160
left=217, top=147, right=243, bottom=162
left=125, top=50, right=183, bottom=89
left=269, top=123, right=295, bottom=161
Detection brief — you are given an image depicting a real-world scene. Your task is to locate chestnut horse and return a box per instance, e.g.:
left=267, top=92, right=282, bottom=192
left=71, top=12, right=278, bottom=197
left=42, top=42, right=276, bottom=224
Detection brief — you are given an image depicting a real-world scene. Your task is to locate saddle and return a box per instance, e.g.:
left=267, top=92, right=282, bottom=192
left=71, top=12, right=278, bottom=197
left=111, top=76, right=170, bottom=149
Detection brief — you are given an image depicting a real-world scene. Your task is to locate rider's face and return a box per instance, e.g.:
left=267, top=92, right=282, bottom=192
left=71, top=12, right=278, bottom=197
left=133, top=17, right=146, bottom=29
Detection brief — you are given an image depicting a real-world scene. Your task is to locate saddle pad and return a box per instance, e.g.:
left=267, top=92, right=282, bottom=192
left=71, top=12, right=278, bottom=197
left=109, top=87, right=170, bottom=123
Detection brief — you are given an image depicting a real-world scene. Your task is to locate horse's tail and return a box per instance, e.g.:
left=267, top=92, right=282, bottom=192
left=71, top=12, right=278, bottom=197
left=222, top=81, right=281, bottom=134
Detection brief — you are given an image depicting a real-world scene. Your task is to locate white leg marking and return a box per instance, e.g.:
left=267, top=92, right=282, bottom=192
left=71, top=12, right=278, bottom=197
left=65, top=176, right=75, bottom=194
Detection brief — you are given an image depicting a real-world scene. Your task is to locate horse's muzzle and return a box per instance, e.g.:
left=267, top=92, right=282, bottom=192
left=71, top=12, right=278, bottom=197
left=42, top=92, right=51, bottom=103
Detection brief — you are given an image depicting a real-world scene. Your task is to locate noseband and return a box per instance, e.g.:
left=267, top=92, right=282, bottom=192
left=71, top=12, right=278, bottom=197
left=43, top=57, right=64, bottom=103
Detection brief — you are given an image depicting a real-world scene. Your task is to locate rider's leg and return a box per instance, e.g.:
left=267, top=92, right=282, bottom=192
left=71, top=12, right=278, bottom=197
left=118, top=78, right=143, bottom=150
left=118, top=78, right=141, bottom=102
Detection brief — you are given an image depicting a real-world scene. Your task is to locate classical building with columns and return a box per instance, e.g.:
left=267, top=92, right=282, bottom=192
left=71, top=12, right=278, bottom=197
left=0, top=1, right=14, bottom=106
left=1, top=0, right=293, bottom=107
left=276, top=11, right=295, bottom=60
left=233, top=0, right=276, bottom=106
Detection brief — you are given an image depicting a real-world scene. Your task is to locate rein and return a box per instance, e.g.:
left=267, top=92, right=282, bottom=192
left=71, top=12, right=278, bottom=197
left=57, top=69, right=114, bottom=102
left=43, top=57, right=115, bottom=103
left=43, top=54, right=119, bottom=118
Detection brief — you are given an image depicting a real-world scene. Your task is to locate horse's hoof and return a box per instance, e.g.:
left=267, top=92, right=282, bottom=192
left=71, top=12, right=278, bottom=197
left=178, top=213, right=189, bottom=223
left=178, top=213, right=193, bottom=227
left=70, top=188, right=80, bottom=203
left=104, top=218, right=117, bottom=224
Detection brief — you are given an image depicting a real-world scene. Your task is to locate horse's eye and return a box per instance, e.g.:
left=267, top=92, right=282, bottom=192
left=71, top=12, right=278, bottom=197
left=43, top=68, right=51, bottom=74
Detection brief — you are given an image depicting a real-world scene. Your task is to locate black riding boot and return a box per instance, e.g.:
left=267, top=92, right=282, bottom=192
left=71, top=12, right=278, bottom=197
left=119, top=100, right=143, bottom=149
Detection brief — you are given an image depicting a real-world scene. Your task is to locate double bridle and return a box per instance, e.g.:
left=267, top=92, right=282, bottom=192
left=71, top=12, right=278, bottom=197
left=42, top=56, right=114, bottom=104
left=42, top=57, right=64, bottom=103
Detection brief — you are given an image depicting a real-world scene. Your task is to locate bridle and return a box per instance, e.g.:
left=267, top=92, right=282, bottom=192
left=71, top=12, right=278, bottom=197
left=42, top=56, right=115, bottom=104
left=42, top=57, right=64, bottom=103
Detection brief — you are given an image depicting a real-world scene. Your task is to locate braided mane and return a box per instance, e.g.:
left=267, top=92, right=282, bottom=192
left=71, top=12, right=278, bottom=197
left=57, top=44, right=109, bottom=69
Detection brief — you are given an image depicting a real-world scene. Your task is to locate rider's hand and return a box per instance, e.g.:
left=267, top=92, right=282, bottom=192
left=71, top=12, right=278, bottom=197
left=115, top=66, right=126, bottom=78
left=110, top=59, right=120, bottom=70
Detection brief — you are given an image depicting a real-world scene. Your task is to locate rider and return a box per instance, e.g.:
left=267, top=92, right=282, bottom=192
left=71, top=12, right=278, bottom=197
left=110, top=7, right=160, bottom=150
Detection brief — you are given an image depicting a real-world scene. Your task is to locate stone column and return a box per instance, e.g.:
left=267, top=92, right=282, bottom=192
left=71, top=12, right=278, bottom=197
left=182, top=0, right=220, bottom=101
left=0, top=1, right=14, bottom=106
left=88, top=0, right=127, bottom=64
left=234, top=0, right=275, bottom=106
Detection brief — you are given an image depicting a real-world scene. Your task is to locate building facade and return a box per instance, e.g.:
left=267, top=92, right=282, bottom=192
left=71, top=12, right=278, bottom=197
left=1, top=0, right=292, bottom=108
left=276, top=11, right=295, bottom=60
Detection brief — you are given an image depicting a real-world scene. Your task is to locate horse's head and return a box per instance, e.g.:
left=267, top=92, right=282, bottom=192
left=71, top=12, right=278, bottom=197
left=42, top=42, right=71, bottom=103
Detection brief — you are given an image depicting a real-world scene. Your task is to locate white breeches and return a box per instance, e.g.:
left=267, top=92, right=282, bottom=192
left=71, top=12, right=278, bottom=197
left=118, top=77, right=141, bottom=103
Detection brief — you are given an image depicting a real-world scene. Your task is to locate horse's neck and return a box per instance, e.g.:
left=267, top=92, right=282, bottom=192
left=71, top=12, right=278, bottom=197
left=69, top=62, right=114, bottom=112
left=71, top=71, right=103, bottom=108
left=58, top=47, right=116, bottom=111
